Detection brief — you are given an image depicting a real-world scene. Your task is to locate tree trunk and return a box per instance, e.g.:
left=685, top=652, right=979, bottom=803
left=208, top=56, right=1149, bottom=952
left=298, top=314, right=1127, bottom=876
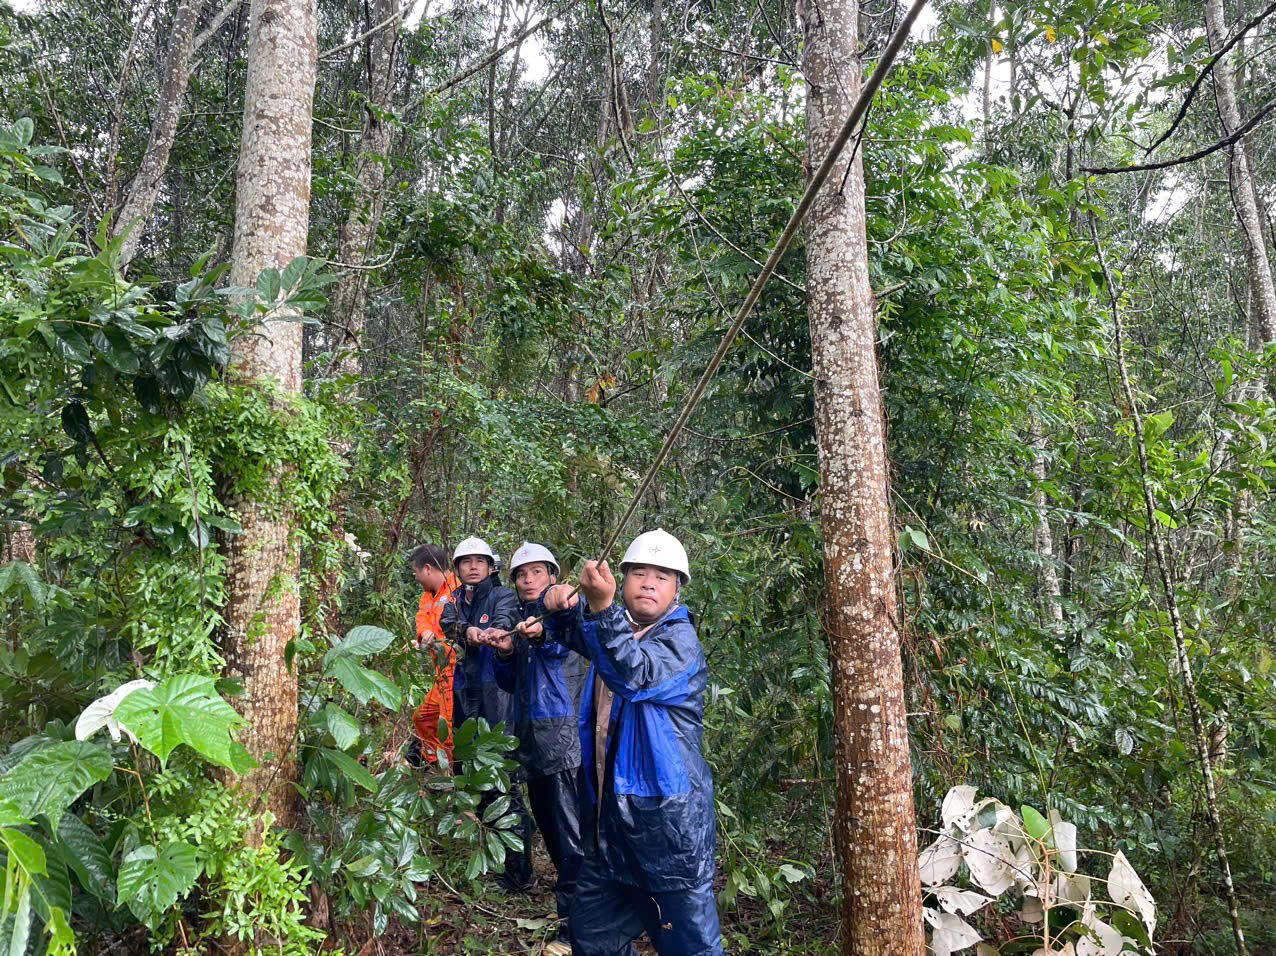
left=329, top=0, right=403, bottom=381
left=1089, top=211, right=1249, bottom=956
left=114, top=0, right=206, bottom=266
left=321, top=0, right=403, bottom=636
left=1030, top=412, right=1063, bottom=626
left=803, top=0, right=924, bottom=951
left=222, top=0, right=317, bottom=829
left=1205, top=0, right=1276, bottom=344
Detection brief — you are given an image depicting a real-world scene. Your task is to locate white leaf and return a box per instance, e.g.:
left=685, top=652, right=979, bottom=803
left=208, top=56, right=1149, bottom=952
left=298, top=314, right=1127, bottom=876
left=930, top=913, right=983, bottom=956
left=933, top=886, right=993, bottom=916
left=920, top=834, right=962, bottom=887
left=1077, top=908, right=1126, bottom=956
left=1056, top=871, right=1092, bottom=904
left=964, top=828, right=1016, bottom=896
left=1049, top=810, right=1079, bottom=872
left=75, top=680, right=155, bottom=743
left=1107, top=850, right=1156, bottom=931
left=942, top=785, right=979, bottom=830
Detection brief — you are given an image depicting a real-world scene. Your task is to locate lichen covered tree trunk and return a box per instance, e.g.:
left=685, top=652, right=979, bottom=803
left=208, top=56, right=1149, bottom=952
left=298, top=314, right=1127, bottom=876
left=113, top=0, right=206, bottom=266
left=1205, top=0, right=1276, bottom=344
left=803, top=0, right=924, bottom=951
left=222, top=0, right=317, bottom=827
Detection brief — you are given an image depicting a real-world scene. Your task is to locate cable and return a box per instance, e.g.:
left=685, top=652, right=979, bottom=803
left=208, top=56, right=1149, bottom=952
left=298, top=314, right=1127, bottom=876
left=527, top=0, right=930, bottom=619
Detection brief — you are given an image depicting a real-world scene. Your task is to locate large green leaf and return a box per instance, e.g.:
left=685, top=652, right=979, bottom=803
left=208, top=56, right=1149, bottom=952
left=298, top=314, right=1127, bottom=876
left=55, top=813, right=115, bottom=902
left=0, top=741, right=112, bottom=828
left=325, top=657, right=400, bottom=710
left=116, top=842, right=202, bottom=926
left=114, top=674, right=255, bottom=771
left=323, top=625, right=396, bottom=667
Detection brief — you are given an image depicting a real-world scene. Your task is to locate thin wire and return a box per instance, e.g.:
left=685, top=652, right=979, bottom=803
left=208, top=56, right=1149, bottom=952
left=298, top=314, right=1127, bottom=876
left=530, top=0, right=931, bottom=618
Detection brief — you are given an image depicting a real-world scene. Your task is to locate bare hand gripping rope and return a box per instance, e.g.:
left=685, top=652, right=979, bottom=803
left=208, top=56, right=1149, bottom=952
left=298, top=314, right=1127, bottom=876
left=517, top=0, right=931, bottom=629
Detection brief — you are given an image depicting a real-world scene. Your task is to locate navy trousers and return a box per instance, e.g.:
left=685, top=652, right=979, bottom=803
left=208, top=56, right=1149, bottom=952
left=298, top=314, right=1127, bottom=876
left=568, top=853, right=724, bottom=956
left=527, top=768, right=586, bottom=920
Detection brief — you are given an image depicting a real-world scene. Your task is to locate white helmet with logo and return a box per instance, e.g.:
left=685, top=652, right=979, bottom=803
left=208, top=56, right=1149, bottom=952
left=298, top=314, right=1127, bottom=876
left=452, top=536, right=497, bottom=567
left=508, top=542, right=560, bottom=580
left=620, top=528, right=690, bottom=584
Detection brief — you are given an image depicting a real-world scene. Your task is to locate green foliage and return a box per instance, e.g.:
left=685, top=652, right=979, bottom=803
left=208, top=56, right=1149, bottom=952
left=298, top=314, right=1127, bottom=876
left=113, top=674, right=255, bottom=771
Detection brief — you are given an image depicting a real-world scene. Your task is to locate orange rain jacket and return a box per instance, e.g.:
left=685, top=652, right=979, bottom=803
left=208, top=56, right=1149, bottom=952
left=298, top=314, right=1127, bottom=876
left=413, top=572, right=459, bottom=763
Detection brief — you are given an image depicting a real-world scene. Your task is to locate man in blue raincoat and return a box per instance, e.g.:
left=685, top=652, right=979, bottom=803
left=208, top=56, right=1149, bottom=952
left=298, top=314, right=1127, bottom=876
left=526, top=528, right=724, bottom=956
left=489, top=542, right=590, bottom=927
left=439, top=535, right=535, bottom=892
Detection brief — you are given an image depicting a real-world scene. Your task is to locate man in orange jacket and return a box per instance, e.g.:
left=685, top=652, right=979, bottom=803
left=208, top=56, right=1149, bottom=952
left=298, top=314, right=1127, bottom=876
left=408, top=544, right=459, bottom=766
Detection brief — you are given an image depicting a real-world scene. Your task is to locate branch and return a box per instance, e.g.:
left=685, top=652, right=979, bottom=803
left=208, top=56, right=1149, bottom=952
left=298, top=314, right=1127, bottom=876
left=1083, top=97, right=1276, bottom=174
left=424, top=6, right=564, bottom=99
left=598, top=0, right=634, bottom=164
left=1145, top=0, right=1276, bottom=155
left=320, top=10, right=402, bottom=61
left=192, top=0, right=242, bottom=53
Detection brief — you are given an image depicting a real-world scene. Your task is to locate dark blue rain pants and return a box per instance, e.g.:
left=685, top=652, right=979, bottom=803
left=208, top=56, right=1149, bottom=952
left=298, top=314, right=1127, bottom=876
left=568, top=853, right=725, bottom=956
left=527, top=767, right=585, bottom=920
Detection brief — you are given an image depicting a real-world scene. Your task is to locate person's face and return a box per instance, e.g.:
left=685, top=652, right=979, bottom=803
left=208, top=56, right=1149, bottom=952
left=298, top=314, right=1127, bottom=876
left=457, top=555, right=492, bottom=585
left=415, top=563, right=445, bottom=592
left=514, top=562, right=555, bottom=601
left=622, top=564, right=680, bottom=623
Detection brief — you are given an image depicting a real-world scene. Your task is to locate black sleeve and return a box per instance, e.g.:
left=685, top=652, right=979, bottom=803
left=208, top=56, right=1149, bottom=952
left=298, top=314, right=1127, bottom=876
left=489, top=587, right=520, bottom=631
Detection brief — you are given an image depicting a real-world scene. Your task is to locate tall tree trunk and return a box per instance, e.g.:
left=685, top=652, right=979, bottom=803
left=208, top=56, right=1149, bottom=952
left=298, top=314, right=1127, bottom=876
left=1030, top=412, right=1063, bottom=626
left=329, top=0, right=403, bottom=380
left=222, top=0, right=317, bottom=829
left=803, top=0, right=924, bottom=951
left=113, top=0, right=206, bottom=266
left=1205, top=0, right=1276, bottom=344
left=321, top=0, right=402, bottom=636
left=1089, top=211, right=1249, bottom=956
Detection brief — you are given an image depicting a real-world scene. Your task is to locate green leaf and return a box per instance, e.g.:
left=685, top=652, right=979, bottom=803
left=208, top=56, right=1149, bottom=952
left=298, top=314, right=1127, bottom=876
left=482, top=794, right=511, bottom=823
left=116, top=842, right=202, bottom=926
left=324, top=625, right=396, bottom=666
left=13, top=117, right=34, bottom=146
left=0, top=741, right=112, bottom=828
left=321, top=704, right=362, bottom=750
left=7, top=877, right=32, bottom=956
left=0, top=828, right=46, bottom=876
left=319, top=748, right=378, bottom=793
left=900, top=526, right=932, bottom=553
left=1020, top=805, right=1051, bottom=843
left=56, top=812, right=115, bottom=902
left=325, top=657, right=401, bottom=710
left=1144, top=410, right=1174, bottom=439
left=115, top=674, right=254, bottom=771
left=60, top=401, right=93, bottom=444
left=345, top=854, right=381, bottom=878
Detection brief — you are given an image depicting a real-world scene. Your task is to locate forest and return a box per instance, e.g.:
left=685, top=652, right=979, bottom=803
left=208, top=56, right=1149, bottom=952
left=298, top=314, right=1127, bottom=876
left=0, top=0, right=1274, bottom=951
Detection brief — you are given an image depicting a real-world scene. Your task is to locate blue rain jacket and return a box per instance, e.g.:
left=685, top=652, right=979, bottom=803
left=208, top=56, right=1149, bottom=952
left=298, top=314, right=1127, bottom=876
left=440, top=575, right=520, bottom=726
left=542, top=599, right=716, bottom=893
left=493, top=598, right=590, bottom=778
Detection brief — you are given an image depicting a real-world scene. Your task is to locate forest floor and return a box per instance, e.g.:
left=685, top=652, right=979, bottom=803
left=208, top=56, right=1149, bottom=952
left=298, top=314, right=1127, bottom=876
left=356, top=836, right=838, bottom=955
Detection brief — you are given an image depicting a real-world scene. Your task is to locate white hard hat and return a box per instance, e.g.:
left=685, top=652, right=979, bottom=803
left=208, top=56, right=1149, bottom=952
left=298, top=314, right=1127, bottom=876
left=452, top=536, right=497, bottom=566
left=508, top=542, right=560, bottom=580
left=620, top=528, right=690, bottom=584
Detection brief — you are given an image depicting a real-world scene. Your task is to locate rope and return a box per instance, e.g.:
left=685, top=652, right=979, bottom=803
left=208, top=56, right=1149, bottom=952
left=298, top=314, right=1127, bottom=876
left=528, top=0, right=930, bottom=619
